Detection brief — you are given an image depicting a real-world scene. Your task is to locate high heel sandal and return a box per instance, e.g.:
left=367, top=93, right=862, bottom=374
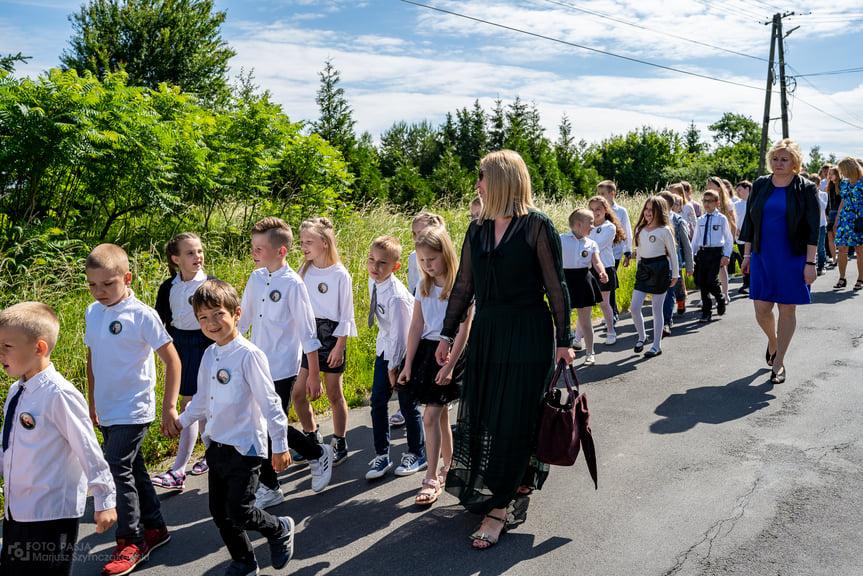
left=765, top=345, right=776, bottom=367
left=771, top=366, right=786, bottom=384
left=471, top=514, right=508, bottom=550
left=854, top=279, right=863, bottom=291
left=834, top=278, right=847, bottom=289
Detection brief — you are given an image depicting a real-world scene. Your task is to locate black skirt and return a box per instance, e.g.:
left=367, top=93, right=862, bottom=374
left=174, top=328, right=211, bottom=396
left=564, top=268, right=602, bottom=309
left=300, top=318, right=346, bottom=374
left=634, top=255, right=671, bottom=294
left=402, top=338, right=464, bottom=405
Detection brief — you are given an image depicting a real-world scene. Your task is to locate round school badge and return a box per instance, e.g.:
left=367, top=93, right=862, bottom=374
left=19, top=412, right=35, bottom=430
left=581, top=250, right=588, bottom=258
left=188, top=296, right=193, bottom=305
left=216, top=368, right=231, bottom=385
left=712, top=225, right=720, bottom=231
left=269, top=289, right=282, bottom=303
left=109, top=320, right=123, bottom=335
left=317, top=282, right=329, bottom=294
left=649, top=235, right=657, bottom=243
left=376, top=304, right=385, bottom=315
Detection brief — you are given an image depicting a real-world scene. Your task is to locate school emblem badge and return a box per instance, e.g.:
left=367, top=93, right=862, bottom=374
left=19, top=412, right=35, bottom=430
left=318, top=282, right=329, bottom=294
left=109, top=320, right=123, bottom=335
left=649, top=235, right=657, bottom=243
left=377, top=304, right=385, bottom=315
left=269, top=290, right=282, bottom=302
left=216, top=368, right=231, bottom=384
left=712, top=225, right=719, bottom=231
left=581, top=250, right=588, bottom=258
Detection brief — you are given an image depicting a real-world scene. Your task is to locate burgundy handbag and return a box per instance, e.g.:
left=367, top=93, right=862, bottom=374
left=536, top=359, right=598, bottom=488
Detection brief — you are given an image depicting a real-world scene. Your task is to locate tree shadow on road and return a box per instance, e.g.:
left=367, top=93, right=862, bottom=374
left=649, top=369, right=776, bottom=434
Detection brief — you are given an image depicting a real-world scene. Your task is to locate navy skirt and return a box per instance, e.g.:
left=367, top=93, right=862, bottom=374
left=174, top=328, right=211, bottom=396
left=564, top=268, right=602, bottom=309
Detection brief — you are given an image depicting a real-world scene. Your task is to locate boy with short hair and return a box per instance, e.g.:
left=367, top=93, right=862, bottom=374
left=690, top=190, right=734, bottom=323
left=181, top=279, right=295, bottom=575
left=597, top=180, right=633, bottom=322
left=365, top=236, right=421, bottom=480
left=238, top=217, right=332, bottom=510
left=84, top=243, right=181, bottom=575
left=0, top=302, right=117, bottom=576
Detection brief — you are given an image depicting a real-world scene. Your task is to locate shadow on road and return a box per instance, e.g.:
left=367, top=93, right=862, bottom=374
left=649, top=369, right=776, bottom=434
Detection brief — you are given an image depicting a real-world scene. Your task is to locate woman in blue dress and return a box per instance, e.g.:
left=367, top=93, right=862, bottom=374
left=740, top=139, right=821, bottom=384
left=832, top=157, right=863, bottom=290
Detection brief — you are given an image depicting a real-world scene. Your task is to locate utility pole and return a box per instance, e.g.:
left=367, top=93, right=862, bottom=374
left=777, top=16, right=790, bottom=139
left=758, top=12, right=794, bottom=176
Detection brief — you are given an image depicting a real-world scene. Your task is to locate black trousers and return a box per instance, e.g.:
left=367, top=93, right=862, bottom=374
left=206, top=442, right=283, bottom=564
left=695, top=247, right=724, bottom=315
left=259, top=377, right=322, bottom=491
left=0, top=514, right=79, bottom=576
left=610, top=258, right=621, bottom=316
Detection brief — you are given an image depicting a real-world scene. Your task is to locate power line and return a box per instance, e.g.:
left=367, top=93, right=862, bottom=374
left=538, top=0, right=767, bottom=62
left=690, top=0, right=765, bottom=23
left=793, top=66, right=863, bottom=77
left=400, top=0, right=765, bottom=92
left=785, top=63, right=863, bottom=127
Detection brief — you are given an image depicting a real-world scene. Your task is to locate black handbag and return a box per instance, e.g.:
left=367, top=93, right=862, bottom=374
left=536, top=360, right=598, bottom=488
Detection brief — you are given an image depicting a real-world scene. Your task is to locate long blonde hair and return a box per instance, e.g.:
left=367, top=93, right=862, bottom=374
left=478, top=150, right=535, bottom=223
left=414, top=226, right=458, bottom=300
left=707, top=177, right=737, bottom=235
left=633, top=196, right=672, bottom=247
left=298, top=217, right=340, bottom=277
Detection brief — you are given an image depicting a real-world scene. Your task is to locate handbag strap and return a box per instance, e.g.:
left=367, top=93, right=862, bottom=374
left=549, top=359, right=579, bottom=402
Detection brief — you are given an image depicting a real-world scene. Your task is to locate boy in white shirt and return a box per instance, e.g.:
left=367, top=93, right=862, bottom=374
left=734, top=181, right=752, bottom=293
left=598, top=181, right=632, bottom=322
left=84, top=243, right=181, bottom=576
left=689, top=191, right=734, bottom=322
left=238, top=217, right=332, bottom=511
left=364, top=236, right=422, bottom=480
left=181, top=279, right=294, bottom=575
left=0, top=302, right=116, bottom=575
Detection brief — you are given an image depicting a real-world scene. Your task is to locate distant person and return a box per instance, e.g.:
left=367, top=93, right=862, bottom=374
left=734, top=182, right=751, bottom=293
left=832, top=157, right=863, bottom=290
left=740, top=138, right=820, bottom=384
left=0, top=302, right=117, bottom=576
left=690, top=189, right=734, bottom=323
left=671, top=182, right=697, bottom=240
left=806, top=173, right=829, bottom=275
left=826, top=166, right=842, bottom=266
left=630, top=196, right=679, bottom=357
left=596, top=181, right=632, bottom=322
left=470, top=196, right=483, bottom=221
left=658, top=191, right=692, bottom=336
left=588, top=193, right=626, bottom=344
left=706, top=177, right=738, bottom=303
left=682, top=181, right=702, bottom=217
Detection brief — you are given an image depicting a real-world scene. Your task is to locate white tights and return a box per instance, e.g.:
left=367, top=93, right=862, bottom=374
left=172, top=419, right=199, bottom=473
left=630, top=289, right=665, bottom=352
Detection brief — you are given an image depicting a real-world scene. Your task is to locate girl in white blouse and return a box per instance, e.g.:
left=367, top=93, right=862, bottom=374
left=587, top=196, right=626, bottom=345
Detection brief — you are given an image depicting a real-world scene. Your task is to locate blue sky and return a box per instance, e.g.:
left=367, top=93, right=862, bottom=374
left=3, top=0, right=863, bottom=160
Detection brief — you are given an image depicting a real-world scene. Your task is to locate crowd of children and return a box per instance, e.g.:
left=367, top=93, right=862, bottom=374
left=2, top=162, right=861, bottom=575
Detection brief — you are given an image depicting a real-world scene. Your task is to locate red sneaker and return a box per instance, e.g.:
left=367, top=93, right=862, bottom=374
left=101, top=539, right=149, bottom=576
left=144, top=523, right=171, bottom=552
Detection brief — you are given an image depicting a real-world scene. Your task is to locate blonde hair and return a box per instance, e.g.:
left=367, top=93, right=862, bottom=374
left=587, top=195, right=627, bottom=244
left=633, top=195, right=673, bottom=246
left=478, top=150, right=535, bottom=222
left=370, top=235, right=402, bottom=262
left=838, top=157, right=863, bottom=181
left=766, top=138, right=803, bottom=174
left=85, top=243, right=130, bottom=276
left=568, top=208, right=593, bottom=228
left=251, top=217, right=294, bottom=251
left=191, top=279, right=240, bottom=316
left=0, top=301, right=60, bottom=354
left=298, top=217, right=340, bottom=277
left=164, top=232, right=202, bottom=276
left=707, top=177, right=738, bottom=233
left=412, top=211, right=446, bottom=231
left=414, top=227, right=458, bottom=300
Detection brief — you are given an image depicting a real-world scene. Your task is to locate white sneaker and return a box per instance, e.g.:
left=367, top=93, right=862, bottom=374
left=605, top=334, right=617, bottom=345
left=583, top=353, right=596, bottom=366
left=572, top=337, right=583, bottom=350
left=254, top=485, right=285, bottom=510
left=308, top=444, right=333, bottom=493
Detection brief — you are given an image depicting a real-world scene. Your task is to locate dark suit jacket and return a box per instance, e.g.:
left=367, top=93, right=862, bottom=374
left=738, top=174, right=820, bottom=257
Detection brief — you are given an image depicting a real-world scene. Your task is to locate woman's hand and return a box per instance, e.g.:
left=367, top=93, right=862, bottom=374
left=741, top=257, right=750, bottom=274
left=555, top=346, right=575, bottom=365
left=804, top=263, right=817, bottom=285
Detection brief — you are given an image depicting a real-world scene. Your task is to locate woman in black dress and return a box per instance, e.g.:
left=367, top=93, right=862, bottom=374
left=435, top=150, right=575, bottom=550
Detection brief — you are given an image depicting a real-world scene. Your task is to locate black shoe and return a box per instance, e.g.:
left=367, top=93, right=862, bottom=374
left=716, top=301, right=726, bottom=316
left=738, top=287, right=748, bottom=295
left=331, top=436, right=348, bottom=466
left=644, top=348, right=662, bottom=358
left=770, top=367, right=786, bottom=384
left=268, top=517, right=294, bottom=570
left=698, top=314, right=712, bottom=323
left=634, top=340, right=645, bottom=353
left=225, top=559, right=259, bottom=576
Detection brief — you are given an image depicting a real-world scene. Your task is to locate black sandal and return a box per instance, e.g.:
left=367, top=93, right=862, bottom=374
left=854, top=279, right=863, bottom=291
left=471, top=514, right=508, bottom=550
left=834, top=278, right=847, bottom=289
left=771, top=367, right=786, bottom=384
left=765, top=345, right=776, bottom=367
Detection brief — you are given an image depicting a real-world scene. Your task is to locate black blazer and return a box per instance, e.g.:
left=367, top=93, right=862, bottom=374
left=739, top=174, right=820, bottom=257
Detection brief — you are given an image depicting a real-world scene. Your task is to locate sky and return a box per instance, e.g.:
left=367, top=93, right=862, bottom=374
left=3, top=0, right=863, bottom=160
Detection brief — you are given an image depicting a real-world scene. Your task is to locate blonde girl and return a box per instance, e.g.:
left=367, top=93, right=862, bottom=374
left=152, top=232, right=213, bottom=489
left=707, top=177, right=738, bottom=302
left=398, top=227, right=472, bottom=505
left=561, top=209, right=607, bottom=366
left=587, top=195, right=625, bottom=345
left=292, top=217, right=357, bottom=465
left=670, top=183, right=697, bottom=239
left=631, top=196, right=679, bottom=357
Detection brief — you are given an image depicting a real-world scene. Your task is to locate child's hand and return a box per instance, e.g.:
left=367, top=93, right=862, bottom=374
left=89, top=406, right=100, bottom=427
left=434, top=367, right=453, bottom=386
left=720, top=256, right=730, bottom=267
left=272, top=451, right=291, bottom=472
left=622, top=255, right=631, bottom=267
left=95, top=508, right=117, bottom=533
left=306, top=373, right=323, bottom=401
left=387, top=368, right=398, bottom=390
left=687, top=270, right=694, bottom=277
left=435, top=341, right=451, bottom=367
left=161, top=408, right=181, bottom=439
left=327, top=344, right=346, bottom=369
left=599, top=271, right=609, bottom=284
left=669, top=277, right=678, bottom=288
left=397, top=367, right=410, bottom=386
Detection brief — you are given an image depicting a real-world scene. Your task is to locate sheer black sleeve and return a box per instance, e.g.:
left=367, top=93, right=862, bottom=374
left=532, top=213, right=573, bottom=347
left=154, top=277, right=174, bottom=336
left=441, top=225, right=476, bottom=340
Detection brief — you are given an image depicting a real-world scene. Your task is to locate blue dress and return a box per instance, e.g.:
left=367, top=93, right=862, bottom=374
left=834, top=179, right=863, bottom=246
left=750, top=186, right=811, bottom=305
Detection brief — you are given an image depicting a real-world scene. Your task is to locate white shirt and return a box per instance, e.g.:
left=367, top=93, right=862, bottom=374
left=589, top=220, right=617, bottom=268
left=179, top=335, right=289, bottom=457
left=238, top=264, right=321, bottom=380
left=408, top=251, right=420, bottom=296
left=818, top=191, right=828, bottom=227
left=680, top=204, right=698, bottom=240
left=636, top=226, right=681, bottom=278
left=1, top=364, right=115, bottom=521
left=611, top=202, right=633, bottom=259
left=560, top=232, right=599, bottom=269
left=169, top=269, right=209, bottom=330
left=370, top=274, right=414, bottom=365
left=302, top=263, right=357, bottom=338
left=418, top=284, right=448, bottom=341
left=733, top=199, right=748, bottom=244
left=691, top=210, right=735, bottom=258
left=85, top=291, right=172, bottom=426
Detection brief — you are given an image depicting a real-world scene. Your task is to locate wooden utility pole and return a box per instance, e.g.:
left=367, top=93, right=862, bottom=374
left=777, top=16, right=790, bottom=138
left=758, top=14, right=778, bottom=176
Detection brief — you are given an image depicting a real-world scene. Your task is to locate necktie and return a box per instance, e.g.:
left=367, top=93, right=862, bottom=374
left=2, top=385, right=24, bottom=452
left=702, top=213, right=711, bottom=246
left=368, top=283, right=377, bottom=328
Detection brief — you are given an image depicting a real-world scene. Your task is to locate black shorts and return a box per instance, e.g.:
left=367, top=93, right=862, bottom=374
left=300, top=318, right=346, bottom=374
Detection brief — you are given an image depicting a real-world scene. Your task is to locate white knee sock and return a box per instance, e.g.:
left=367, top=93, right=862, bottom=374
left=172, top=419, right=199, bottom=473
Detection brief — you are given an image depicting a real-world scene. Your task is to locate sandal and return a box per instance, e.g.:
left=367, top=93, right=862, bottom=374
left=854, top=279, right=863, bottom=291
left=834, top=278, right=847, bottom=289
left=151, top=470, right=186, bottom=490
left=415, top=478, right=442, bottom=505
left=438, top=466, right=450, bottom=489
left=765, top=345, right=776, bottom=367
left=771, top=367, right=786, bottom=384
left=471, top=514, right=508, bottom=550
left=517, top=484, right=535, bottom=496
left=190, top=458, right=209, bottom=476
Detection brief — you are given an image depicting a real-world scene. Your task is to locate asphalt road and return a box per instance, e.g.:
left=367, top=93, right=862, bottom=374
left=72, top=271, right=863, bottom=576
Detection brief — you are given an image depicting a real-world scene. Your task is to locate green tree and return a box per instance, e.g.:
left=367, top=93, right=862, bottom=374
left=555, top=114, right=598, bottom=196
left=61, top=0, right=236, bottom=106
left=1, top=53, right=31, bottom=74
left=684, top=121, right=706, bottom=155
left=709, top=112, right=760, bottom=148
left=708, top=112, right=760, bottom=182
left=588, top=126, right=684, bottom=193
